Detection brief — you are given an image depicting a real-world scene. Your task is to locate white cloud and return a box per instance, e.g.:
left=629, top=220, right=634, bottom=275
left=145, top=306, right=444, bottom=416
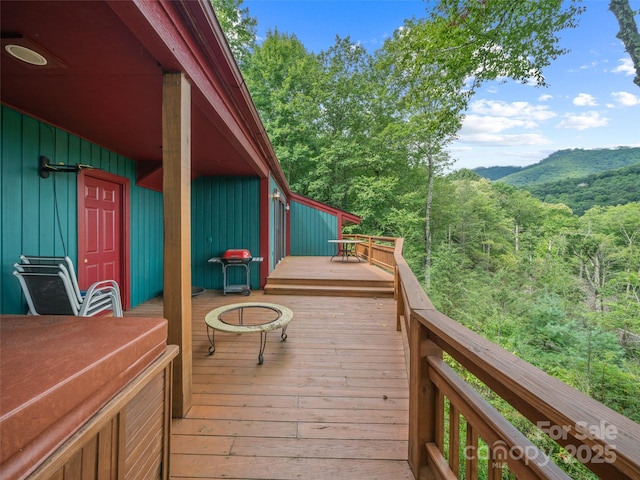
left=568, top=61, right=599, bottom=73
left=469, top=99, right=556, bottom=122
left=538, top=94, right=553, bottom=102
left=449, top=145, right=473, bottom=152
left=457, top=132, right=552, bottom=146
left=557, top=111, right=609, bottom=130
left=456, top=100, right=557, bottom=147
left=611, top=91, right=640, bottom=107
left=462, top=114, right=533, bottom=134
left=573, top=93, right=597, bottom=107
left=612, top=58, right=635, bottom=76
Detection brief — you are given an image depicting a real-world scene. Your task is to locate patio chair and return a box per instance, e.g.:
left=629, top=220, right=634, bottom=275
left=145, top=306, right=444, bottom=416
left=19, top=256, right=122, bottom=309
left=13, top=257, right=123, bottom=317
left=20, top=255, right=83, bottom=303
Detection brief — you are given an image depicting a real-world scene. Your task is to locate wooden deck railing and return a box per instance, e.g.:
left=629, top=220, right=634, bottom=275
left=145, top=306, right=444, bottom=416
left=345, top=233, right=396, bottom=272
left=351, top=235, right=640, bottom=479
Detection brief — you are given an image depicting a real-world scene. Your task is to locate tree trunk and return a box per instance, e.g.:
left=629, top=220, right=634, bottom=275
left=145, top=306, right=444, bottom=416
left=424, top=156, right=435, bottom=288
left=610, top=0, right=640, bottom=88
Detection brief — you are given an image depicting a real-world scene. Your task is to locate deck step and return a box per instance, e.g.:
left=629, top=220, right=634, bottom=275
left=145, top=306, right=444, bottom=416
left=266, top=277, right=394, bottom=289
left=264, top=283, right=394, bottom=298
left=263, top=256, right=396, bottom=298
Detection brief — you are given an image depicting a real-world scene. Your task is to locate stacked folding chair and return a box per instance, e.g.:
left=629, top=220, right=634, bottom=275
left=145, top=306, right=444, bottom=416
left=13, top=255, right=123, bottom=317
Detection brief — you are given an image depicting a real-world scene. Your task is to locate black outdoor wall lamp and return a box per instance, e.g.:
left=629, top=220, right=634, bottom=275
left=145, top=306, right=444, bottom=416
left=39, top=155, right=98, bottom=179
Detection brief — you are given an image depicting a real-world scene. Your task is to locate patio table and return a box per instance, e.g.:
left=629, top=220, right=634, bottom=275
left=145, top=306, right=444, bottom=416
left=328, top=239, right=363, bottom=262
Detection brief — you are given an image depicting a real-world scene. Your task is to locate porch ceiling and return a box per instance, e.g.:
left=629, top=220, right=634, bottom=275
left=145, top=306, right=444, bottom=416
left=1, top=0, right=282, bottom=186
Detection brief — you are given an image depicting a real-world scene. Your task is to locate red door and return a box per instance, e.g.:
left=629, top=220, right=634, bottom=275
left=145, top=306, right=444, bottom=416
left=78, top=172, right=129, bottom=308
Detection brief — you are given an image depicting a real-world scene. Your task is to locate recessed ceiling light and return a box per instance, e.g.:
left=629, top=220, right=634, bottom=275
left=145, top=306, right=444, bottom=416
left=4, top=44, right=48, bottom=66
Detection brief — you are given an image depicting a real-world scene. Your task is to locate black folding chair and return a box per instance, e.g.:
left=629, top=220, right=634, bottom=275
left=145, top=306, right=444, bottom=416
left=13, top=256, right=123, bottom=317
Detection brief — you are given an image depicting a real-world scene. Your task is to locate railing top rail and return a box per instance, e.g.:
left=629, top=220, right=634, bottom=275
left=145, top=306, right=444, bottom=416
left=345, top=234, right=397, bottom=243
left=394, top=239, right=434, bottom=311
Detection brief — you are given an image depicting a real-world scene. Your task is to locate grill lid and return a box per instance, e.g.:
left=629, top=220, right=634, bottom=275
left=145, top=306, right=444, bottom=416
left=222, top=249, right=251, bottom=260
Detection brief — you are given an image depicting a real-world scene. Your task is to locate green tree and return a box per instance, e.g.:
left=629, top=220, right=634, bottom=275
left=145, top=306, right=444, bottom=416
left=373, top=0, right=583, bottom=286
left=376, top=19, right=465, bottom=286
left=570, top=204, right=640, bottom=312
left=492, top=182, right=543, bottom=255
left=210, top=0, right=257, bottom=69
left=423, top=0, right=584, bottom=91
left=445, top=177, right=513, bottom=266
left=242, top=30, right=322, bottom=191
left=306, top=37, right=379, bottom=211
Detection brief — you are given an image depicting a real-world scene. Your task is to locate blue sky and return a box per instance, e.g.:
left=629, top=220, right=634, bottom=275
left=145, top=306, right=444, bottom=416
left=244, top=0, right=640, bottom=169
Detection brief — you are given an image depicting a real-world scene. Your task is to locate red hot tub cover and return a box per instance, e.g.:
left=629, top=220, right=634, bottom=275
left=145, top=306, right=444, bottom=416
left=0, top=315, right=168, bottom=479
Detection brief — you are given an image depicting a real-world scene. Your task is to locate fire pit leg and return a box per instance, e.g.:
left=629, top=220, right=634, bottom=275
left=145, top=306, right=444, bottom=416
left=207, top=325, right=216, bottom=355
left=258, top=331, right=268, bottom=364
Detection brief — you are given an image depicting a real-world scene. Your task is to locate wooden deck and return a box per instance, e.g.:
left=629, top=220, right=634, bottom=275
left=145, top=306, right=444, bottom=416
left=126, top=258, right=412, bottom=480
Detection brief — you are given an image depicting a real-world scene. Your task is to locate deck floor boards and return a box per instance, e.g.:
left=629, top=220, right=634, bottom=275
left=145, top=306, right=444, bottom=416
left=127, top=257, right=412, bottom=480
left=267, top=256, right=394, bottom=283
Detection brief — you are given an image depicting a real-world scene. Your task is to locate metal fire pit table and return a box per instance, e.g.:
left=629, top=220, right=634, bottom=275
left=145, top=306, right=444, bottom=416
left=205, top=302, right=293, bottom=364
left=208, top=249, right=263, bottom=295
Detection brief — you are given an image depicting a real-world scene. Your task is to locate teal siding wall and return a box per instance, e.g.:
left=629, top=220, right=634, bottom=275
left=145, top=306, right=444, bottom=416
left=0, top=106, right=164, bottom=314
left=289, top=200, right=338, bottom=256
left=130, top=185, right=164, bottom=306
left=191, top=176, right=261, bottom=290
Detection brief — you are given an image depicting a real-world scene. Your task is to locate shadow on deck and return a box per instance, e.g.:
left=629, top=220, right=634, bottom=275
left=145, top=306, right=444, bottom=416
left=127, top=284, right=412, bottom=479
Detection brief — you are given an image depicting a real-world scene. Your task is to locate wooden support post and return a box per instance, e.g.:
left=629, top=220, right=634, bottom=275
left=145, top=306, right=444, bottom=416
left=162, top=72, right=193, bottom=418
left=408, top=312, right=443, bottom=480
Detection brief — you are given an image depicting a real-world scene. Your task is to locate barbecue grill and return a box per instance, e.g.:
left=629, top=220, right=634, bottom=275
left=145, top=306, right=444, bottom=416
left=208, top=249, right=263, bottom=295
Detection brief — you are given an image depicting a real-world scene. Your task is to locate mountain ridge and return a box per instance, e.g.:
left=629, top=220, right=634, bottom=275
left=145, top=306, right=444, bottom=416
left=472, top=146, right=640, bottom=215
left=473, top=146, right=640, bottom=186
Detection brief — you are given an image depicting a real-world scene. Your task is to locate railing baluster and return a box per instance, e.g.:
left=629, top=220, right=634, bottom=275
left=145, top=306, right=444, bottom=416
left=435, top=390, right=445, bottom=452
left=488, top=445, right=503, bottom=480
left=449, top=403, right=460, bottom=476
left=466, top=422, right=478, bottom=480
